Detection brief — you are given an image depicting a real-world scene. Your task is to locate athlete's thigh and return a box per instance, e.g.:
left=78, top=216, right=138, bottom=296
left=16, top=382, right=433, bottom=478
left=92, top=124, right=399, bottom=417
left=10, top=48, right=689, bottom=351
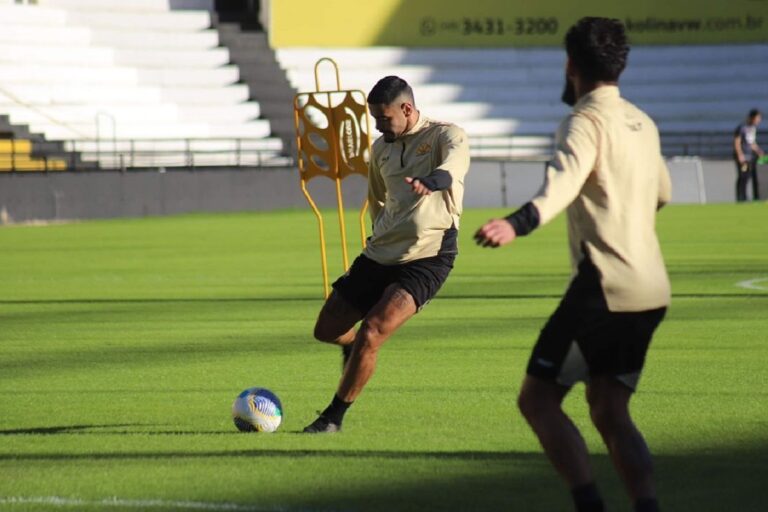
left=519, top=374, right=571, bottom=407
left=361, top=283, right=417, bottom=339
left=579, top=307, right=666, bottom=390
left=315, top=290, right=365, bottom=340
left=584, top=375, right=633, bottom=414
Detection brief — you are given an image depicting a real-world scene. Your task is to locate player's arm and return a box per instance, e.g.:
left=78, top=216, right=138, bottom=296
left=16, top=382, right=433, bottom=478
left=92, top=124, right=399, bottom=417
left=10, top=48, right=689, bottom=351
left=734, top=130, right=746, bottom=165
left=475, top=114, right=598, bottom=247
left=657, top=154, right=672, bottom=210
left=406, top=125, right=470, bottom=196
left=472, top=202, right=539, bottom=248
left=368, top=150, right=386, bottom=221
left=405, top=171, right=452, bottom=195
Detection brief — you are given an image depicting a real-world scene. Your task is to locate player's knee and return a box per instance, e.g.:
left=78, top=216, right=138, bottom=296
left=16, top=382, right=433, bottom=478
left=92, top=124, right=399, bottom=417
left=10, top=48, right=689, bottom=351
left=518, top=384, right=563, bottom=424
left=313, top=322, right=339, bottom=344
left=517, top=390, right=532, bottom=420
left=517, top=388, right=542, bottom=422
left=356, top=321, right=386, bottom=353
left=588, top=399, right=629, bottom=434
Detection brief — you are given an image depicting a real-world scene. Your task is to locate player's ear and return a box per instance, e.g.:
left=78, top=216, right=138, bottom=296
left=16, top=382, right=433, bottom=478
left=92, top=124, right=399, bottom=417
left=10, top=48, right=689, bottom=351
left=565, top=57, right=577, bottom=80
left=401, top=101, right=413, bottom=118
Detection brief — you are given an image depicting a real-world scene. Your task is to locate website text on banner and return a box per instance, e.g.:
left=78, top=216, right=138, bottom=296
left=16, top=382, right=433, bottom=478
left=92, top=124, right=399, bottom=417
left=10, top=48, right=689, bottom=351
left=270, top=0, right=768, bottom=47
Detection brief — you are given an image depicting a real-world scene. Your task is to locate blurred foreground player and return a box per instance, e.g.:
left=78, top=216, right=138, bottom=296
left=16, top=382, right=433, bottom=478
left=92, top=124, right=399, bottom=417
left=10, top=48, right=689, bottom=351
left=474, top=18, right=671, bottom=512
left=303, top=76, right=470, bottom=433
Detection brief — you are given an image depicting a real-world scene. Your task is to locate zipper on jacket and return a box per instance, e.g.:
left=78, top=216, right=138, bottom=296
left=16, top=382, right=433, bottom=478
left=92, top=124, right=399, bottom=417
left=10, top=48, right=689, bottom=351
left=401, top=141, right=405, bottom=168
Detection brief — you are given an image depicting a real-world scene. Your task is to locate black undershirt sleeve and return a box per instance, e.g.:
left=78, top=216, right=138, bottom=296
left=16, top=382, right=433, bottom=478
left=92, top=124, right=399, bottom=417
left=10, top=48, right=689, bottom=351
left=505, top=201, right=541, bottom=236
left=415, top=169, right=453, bottom=191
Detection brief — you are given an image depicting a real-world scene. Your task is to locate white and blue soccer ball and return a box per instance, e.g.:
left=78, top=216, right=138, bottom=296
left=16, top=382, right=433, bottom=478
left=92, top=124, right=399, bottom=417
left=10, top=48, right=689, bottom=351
left=232, top=387, right=283, bottom=433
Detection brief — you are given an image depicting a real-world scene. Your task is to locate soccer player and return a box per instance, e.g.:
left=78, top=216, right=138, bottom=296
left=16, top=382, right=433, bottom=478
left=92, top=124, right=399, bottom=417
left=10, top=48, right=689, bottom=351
left=303, top=75, right=470, bottom=433
left=474, top=18, right=671, bottom=512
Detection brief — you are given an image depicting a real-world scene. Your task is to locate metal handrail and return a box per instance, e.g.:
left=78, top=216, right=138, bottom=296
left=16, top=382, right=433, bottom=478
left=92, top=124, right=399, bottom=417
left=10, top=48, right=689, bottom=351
left=94, top=111, right=117, bottom=167
left=0, top=130, right=740, bottom=172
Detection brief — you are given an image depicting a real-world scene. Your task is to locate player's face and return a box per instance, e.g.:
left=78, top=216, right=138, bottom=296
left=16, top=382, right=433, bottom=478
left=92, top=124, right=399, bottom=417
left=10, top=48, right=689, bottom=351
left=369, top=102, right=410, bottom=142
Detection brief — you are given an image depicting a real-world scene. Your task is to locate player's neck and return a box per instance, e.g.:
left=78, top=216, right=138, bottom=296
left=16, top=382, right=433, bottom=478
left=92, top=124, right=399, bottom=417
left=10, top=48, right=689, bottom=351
left=576, top=81, right=618, bottom=101
left=403, top=110, right=421, bottom=136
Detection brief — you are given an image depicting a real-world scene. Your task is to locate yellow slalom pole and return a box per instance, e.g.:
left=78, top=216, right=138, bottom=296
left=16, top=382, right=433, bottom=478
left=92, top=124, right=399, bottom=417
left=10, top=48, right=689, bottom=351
left=358, top=200, right=368, bottom=249
left=324, top=89, right=351, bottom=271
left=300, top=180, right=330, bottom=299
left=335, top=174, right=350, bottom=270
left=294, top=58, right=372, bottom=298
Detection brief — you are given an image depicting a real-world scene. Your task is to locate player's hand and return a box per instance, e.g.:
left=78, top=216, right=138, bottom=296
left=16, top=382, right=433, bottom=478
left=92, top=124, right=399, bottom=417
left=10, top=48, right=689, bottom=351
left=405, top=177, right=432, bottom=196
left=474, top=219, right=517, bottom=248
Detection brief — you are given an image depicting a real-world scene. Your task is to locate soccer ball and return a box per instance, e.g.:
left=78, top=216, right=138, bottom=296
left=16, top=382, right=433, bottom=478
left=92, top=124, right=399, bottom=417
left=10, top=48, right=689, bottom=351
left=231, top=387, right=283, bottom=433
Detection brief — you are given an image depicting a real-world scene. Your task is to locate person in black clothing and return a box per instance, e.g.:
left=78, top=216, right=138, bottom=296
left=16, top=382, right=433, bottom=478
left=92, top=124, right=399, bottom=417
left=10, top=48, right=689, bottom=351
left=733, top=109, right=764, bottom=202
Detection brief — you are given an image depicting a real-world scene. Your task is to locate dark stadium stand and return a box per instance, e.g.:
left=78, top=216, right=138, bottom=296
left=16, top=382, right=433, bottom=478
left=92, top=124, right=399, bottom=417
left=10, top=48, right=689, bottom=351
left=0, top=115, right=94, bottom=171
left=213, top=20, right=298, bottom=155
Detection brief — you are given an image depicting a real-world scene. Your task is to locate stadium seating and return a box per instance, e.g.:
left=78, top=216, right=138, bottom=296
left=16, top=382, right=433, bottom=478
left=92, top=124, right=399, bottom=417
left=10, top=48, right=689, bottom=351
left=0, top=138, right=67, bottom=172
left=275, top=45, right=768, bottom=157
left=2, top=0, right=764, bottom=166
left=0, top=0, right=283, bottom=168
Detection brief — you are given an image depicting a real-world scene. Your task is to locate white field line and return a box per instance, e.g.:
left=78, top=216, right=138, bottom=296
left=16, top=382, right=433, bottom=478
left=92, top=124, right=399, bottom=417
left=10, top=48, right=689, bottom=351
left=736, top=277, right=768, bottom=291
left=0, top=496, right=300, bottom=511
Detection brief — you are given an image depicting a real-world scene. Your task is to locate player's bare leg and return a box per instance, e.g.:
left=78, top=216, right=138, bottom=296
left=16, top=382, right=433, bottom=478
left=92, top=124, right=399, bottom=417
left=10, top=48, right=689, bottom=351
left=313, top=290, right=363, bottom=346
left=313, top=290, right=364, bottom=370
left=303, top=284, right=416, bottom=433
left=518, top=376, right=604, bottom=510
left=586, top=377, right=657, bottom=508
left=337, top=284, right=416, bottom=402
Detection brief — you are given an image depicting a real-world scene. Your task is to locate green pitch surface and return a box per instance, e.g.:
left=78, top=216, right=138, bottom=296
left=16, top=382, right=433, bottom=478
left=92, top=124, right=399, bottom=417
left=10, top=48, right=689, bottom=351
left=1, top=204, right=766, bottom=512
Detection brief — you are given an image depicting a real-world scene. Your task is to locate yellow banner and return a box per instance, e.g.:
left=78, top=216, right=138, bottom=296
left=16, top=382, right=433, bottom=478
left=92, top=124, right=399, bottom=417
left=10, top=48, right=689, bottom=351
left=271, top=0, right=768, bottom=47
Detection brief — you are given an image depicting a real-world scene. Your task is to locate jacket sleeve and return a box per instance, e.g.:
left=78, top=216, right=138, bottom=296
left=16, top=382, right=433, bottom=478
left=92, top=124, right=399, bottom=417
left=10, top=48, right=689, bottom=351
left=657, top=155, right=672, bottom=209
left=436, top=124, right=470, bottom=185
left=367, top=148, right=386, bottom=223
left=531, top=114, right=599, bottom=225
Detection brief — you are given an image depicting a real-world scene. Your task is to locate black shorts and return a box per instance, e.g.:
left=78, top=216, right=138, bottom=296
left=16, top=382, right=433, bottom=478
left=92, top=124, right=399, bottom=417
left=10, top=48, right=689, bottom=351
left=332, top=253, right=455, bottom=315
left=526, top=257, right=666, bottom=391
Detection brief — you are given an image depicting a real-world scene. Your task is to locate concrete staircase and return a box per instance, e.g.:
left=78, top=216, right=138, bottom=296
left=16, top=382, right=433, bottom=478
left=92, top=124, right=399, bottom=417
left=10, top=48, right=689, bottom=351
left=214, top=21, right=298, bottom=156
left=0, top=0, right=284, bottom=168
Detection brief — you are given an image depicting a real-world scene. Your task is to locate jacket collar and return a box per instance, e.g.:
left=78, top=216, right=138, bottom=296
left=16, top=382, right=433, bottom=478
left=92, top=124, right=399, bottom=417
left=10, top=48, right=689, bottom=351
left=400, top=111, right=429, bottom=138
left=574, top=85, right=620, bottom=111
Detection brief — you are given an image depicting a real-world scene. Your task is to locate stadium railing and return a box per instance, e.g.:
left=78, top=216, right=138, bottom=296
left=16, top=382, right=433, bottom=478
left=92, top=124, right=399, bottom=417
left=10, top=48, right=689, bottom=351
left=4, top=131, right=728, bottom=171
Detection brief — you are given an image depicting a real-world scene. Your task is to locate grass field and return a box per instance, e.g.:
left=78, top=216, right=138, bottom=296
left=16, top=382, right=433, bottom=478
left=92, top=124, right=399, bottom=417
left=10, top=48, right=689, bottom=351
left=0, top=204, right=766, bottom=511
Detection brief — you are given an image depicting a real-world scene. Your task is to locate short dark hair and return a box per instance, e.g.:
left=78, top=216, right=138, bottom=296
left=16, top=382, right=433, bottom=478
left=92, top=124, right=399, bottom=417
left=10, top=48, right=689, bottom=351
left=367, top=76, right=414, bottom=105
left=565, top=17, right=629, bottom=83
left=748, top=108, right=762, bottom=119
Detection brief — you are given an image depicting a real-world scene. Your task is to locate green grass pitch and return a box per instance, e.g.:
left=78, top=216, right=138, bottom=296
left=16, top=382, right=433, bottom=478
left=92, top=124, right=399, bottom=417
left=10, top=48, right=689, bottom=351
left=0, top=204, right=766, bottom=511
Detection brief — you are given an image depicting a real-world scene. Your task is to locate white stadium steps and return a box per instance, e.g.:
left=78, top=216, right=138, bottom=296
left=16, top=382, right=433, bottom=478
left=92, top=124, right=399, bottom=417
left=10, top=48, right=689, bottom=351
left=275, top=45, right=768, bottom=155
left=87, top=29, right=220, bottom=50
left=0, top=0, right=282, bottom=169
left=2, top=0, right=763, bottom=167
left=0, top=84, right=251, bottom=106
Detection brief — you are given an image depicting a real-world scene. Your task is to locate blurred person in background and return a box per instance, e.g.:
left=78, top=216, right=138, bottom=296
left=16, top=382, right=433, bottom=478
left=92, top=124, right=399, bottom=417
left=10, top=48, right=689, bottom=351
left=733, top=108, right=764, bottom=202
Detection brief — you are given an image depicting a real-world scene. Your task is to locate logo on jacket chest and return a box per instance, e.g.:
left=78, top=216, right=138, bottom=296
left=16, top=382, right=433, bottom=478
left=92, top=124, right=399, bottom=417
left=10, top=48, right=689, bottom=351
left=416, top=143, right=432, bottom=156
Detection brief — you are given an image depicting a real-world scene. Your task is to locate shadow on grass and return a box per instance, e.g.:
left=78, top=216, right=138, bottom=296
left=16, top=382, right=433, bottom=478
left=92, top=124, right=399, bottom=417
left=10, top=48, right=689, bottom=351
left=0, top=424, right=147, bottom=436
left=0, top=440, right=765, bottom=511
left=1, top=292, right=765, bottom=306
